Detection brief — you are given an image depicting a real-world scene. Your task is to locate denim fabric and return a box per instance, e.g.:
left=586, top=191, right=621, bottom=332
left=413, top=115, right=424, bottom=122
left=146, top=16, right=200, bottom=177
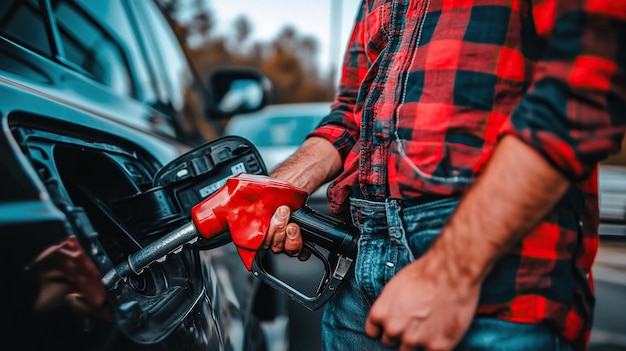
left=320, top=197, right=573, bottom=351
left=457, top=318, right=573, bottom=351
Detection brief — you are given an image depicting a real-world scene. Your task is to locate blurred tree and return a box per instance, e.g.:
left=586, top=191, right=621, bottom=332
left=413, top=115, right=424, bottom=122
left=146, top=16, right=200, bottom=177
left=156, top=0, right=335, bottom=137
left=158, top=0, right=215, bottom=45
left=234, top=16, right=251, bottom=45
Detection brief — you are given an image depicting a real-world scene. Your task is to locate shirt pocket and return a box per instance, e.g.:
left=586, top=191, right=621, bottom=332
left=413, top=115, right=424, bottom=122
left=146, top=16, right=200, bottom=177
left=363, top=0, right=392, bottom=60
left=392, top=140, right=481, bottom=193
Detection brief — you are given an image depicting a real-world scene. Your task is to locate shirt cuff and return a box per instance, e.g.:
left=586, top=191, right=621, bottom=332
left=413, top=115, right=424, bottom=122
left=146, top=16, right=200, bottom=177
left=498, top=116, right=608, bottom=182
left=308, top=125, right=356, bottom=163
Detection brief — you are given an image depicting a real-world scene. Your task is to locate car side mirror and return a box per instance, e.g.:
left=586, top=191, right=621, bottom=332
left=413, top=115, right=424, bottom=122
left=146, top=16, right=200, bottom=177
left=205, top=67, right=272, bottom=119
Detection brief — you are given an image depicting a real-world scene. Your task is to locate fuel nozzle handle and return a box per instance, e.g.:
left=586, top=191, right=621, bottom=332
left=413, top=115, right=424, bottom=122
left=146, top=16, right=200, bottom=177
left=290, top=206, right=358, bottom=259
left=191, top=173, right=311, bottom=270
left=252, top=205, right=359, bottom=311
left=191, top=173, right=359, bottom=270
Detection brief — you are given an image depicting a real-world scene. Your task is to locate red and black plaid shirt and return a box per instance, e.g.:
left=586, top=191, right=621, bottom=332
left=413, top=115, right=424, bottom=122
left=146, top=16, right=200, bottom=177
left=309, top=0, right=626, bottom=349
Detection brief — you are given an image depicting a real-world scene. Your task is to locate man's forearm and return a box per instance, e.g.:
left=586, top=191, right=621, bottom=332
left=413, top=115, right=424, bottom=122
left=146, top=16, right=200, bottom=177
left=432, top=135, right=571, bottom=283
left=270, top=136, right=343, bottom=194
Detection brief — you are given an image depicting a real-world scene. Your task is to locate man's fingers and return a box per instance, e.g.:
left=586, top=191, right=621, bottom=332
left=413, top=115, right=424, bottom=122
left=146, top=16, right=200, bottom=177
left=381, top=334, right=400, bottom=349
left=265, top=206, right=290, bottom=251
left=367, top=316, right=415, bottom=350
left=380, top=320, right=404, bottom=349
left=283, top=223, right=303, bottom=256
left=264, top=206, right=305, bottom=256
left=297, top=247, right=312, bottom=261
left=365, top=316, right=382, bottom=339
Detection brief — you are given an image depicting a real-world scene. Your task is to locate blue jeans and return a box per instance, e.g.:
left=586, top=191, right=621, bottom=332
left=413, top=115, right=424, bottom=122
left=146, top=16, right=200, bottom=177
left=320, top=197, right=573, bottom=351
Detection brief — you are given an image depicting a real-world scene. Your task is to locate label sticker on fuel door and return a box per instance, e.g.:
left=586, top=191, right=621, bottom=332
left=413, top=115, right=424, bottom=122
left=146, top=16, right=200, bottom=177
left=230, top=163, right=246, bottom=175
left=198, top=162, right=247, bottom=198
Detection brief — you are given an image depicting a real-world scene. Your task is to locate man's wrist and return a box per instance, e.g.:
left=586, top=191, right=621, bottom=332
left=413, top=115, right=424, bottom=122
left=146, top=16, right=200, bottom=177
left=270, top=136, right=341, bottom=193
left=427, top=225, right=494, bottom=287
left=423, top=136, right=571, bottom=286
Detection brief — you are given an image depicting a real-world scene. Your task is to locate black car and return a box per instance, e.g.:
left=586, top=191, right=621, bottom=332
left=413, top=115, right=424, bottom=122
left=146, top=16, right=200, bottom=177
left=0, top=1, right=288, bottom=350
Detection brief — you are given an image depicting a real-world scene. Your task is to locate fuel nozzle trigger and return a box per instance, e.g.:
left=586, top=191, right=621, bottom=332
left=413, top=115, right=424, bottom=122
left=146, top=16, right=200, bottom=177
left=249, top=206, right=358, bottom=311
left=251, top=242, right=354, bottom=311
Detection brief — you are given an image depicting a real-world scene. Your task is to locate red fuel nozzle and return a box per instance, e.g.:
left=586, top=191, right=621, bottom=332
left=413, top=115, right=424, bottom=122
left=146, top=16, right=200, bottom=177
left=191, top=173, right=308, bottom=270
left=103, top=172, right=358, bottom=311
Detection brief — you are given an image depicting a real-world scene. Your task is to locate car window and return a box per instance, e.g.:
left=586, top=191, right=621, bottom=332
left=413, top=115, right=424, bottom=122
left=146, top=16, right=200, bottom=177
left=234, top=115, right=322, bottom=147
left=0, top=0, right=51, bottom=57
left=139, top=0, right=192, bottom=112
left=51, top=0, right=156, bottom=101
left=132, top=0, right=212, bottom=141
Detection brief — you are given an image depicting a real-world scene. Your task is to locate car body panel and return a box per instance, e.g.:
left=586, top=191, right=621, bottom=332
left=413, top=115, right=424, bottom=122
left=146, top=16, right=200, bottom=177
left=599, top=164, right=626, bottom=238
left=0, top=1, right=285, bottom=350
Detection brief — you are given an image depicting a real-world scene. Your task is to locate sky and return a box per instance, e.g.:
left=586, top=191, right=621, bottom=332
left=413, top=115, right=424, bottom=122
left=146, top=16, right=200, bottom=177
left=208, top=0, right=361, bottom=77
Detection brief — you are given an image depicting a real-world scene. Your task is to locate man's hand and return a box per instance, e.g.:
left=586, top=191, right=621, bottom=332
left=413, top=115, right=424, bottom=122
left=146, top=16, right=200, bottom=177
left=365, top=247, right=480, bottom=351
left=263, top=205, right=310, bottom=260
left=364, top=136, right=571, bottom=350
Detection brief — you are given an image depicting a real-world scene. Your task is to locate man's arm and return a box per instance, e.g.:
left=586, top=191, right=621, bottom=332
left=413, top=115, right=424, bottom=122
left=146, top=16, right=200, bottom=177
left=263, top=136, right=342, bottom=256
left=263, top=1, right=369, bottom=256
left=366, top=0, right=626, bottom=348
left=270, top=136, right=342, bottom=194
left=364, top=135, right=570, bottom=350
left=430, top=135, right=570, bottom=282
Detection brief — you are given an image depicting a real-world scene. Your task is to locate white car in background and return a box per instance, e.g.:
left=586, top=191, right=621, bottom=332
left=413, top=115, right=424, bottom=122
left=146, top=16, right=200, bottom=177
left=225, top=102, right=334, bottom=213
left=599, top=164, right=626, bottom=238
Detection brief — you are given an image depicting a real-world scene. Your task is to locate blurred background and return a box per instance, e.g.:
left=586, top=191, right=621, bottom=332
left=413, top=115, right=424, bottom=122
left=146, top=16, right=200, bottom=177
left=154, top=2, right=360, bottom=350
left=158, top=0, right=359, bottom=104
left=155, top=1, right=626, bottom=351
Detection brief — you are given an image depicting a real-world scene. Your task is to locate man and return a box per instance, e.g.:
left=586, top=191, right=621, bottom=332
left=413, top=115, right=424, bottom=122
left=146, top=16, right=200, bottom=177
left=264, top=0, right=626, bottom=350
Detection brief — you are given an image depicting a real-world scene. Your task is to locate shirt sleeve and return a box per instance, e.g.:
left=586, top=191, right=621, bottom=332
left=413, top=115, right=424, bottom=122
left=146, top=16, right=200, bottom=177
left=500, top=0, right=626, bottom=180
left=308, top=0, right=368, bottom=163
